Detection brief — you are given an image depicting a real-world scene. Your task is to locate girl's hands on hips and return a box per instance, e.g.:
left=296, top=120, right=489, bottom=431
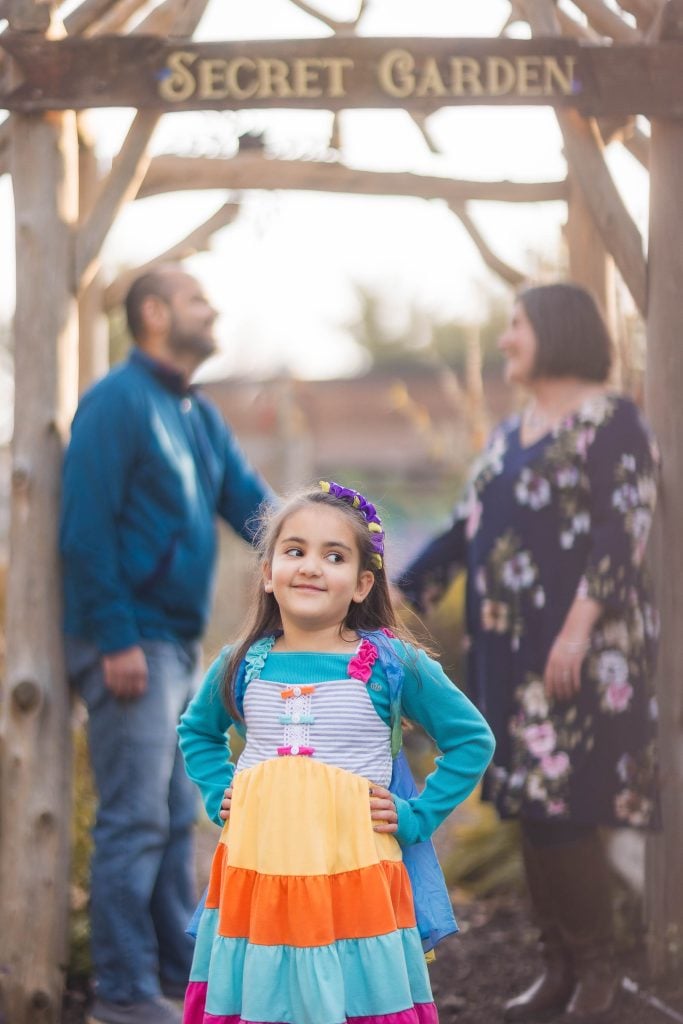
left=369, top=784, right=398, bottom=833
left=543, top=635, right=588, bottom=701
left=219, top=787, right=233, bottom=821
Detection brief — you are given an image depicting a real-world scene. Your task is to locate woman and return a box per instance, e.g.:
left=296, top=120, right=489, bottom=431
left=397, top=283, right=659, bottom=1023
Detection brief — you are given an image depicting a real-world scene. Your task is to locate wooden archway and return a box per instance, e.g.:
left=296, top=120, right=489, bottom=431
left=1, top=2, right=682, bottom=1020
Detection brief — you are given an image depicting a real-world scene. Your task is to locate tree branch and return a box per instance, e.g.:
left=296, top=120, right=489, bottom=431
left=75, top=110, right=161, bottom=288
left=84, top=0, right=151, bottom=35
left=103, top=200, right=240, bottom=309
left=63, top=0, right=122, bottom=35
left=286, top=0, right=368, bottom=33
left=73, top=0, right=211, bottom=288
left=448, top=203, right=527, bottom=286
left=623, top=124, right=650, bottom=168
left=558, top=108, right=646, bottom=312
left=138, top=152, right=569, bottom=204
left=568, top=0, right=642, bottom=40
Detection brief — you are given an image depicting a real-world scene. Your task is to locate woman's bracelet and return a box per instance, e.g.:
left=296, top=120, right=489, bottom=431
left=559, top=638, right=591, bottom=652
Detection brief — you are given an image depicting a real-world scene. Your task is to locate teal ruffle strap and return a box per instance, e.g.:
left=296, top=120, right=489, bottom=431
left=244, top=634, right=276, bottom=685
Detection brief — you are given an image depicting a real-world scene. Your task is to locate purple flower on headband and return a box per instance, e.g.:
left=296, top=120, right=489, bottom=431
left=319, top=480, right=385, bottom=566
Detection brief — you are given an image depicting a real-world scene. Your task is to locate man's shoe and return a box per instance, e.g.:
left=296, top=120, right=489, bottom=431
left=88, top=997, right=182, bottom=1024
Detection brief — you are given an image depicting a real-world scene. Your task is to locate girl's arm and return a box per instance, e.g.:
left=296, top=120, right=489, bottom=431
left=177, top=651, right=236, bottom=826
left=394, top=647, right=495, bottom=846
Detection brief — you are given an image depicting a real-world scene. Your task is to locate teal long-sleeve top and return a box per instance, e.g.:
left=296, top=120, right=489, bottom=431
left=178, top=641, right=495, bottom=847
left=60, top=350, right=274, bottom=652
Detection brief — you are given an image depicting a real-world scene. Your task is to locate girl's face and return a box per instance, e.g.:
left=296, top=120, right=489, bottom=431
left=263, top=505, right=375, bottom=634
left=498, top=301, right=538, bottom=385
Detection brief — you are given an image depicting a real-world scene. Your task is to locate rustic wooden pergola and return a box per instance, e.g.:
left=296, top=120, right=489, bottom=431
left=1, top=1, right=682, bottom=1021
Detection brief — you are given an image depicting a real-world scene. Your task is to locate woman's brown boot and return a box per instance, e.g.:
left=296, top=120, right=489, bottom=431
left=503, top=836, right=574, bottom=1021
left=503, top=933, right=574, bottom=1021
left=550, top=831, right=619, bottom=1021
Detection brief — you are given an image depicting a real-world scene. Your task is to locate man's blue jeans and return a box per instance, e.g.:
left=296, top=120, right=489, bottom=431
left=66, top=637, right=200, bottom=1004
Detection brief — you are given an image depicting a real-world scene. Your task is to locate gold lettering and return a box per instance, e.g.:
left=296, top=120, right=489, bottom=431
left=292, top=58, right=324, bottom=98
left=486, top=57, right=516, bottom=96
left=323, top=57, right=354, bottom=98
left=197, top=59, right=229, bottom=100
left=225, top=57, right=259, bottom=100
left=255, top=59, right=294, bottom=99
left=415, top=57, right=447, bottom=98
left=543, top=56, right=575, bottom=96
left=158, top=50, right=198, bottom=102
left=378, top=48, right=416, bottom=99
left=516, top=56, right=543, bottom=96
left=449, top=57, right=484, bottom=97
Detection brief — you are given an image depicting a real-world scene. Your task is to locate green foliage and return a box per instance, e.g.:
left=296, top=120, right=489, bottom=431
left=345, top=284, right=507, bottom=374
left=440, top=798, right=524, bottom=896
left=70, top=724, right=95, bottom=978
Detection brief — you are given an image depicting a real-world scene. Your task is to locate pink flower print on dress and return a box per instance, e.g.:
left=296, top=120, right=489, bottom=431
left=348, top=638, right=379, bottom=683
left=604, top=680, right=634, bottom=713
left=523, top=722, right=557, bottom=758
left=540, top=751, right=570, bottom=780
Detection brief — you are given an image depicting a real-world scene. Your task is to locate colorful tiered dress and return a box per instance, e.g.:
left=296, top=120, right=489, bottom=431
left=178, top=635, right=495, bottom=1024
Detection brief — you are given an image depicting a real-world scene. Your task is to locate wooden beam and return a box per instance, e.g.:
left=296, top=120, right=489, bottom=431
left=569, top=0, right=643, bottom=40
left=75, top=109, right=160, bottom=288
left=0, top=107, right=79, bottom=1024
left=103, top=200, right=240, bottom=309
left=63, top=0, right=121, bottom=35
left=624, top=123, right=650, bottom=167
left=644, top=112, right=683, bottom=979
left=84, top=0, right=149, bottom=35
left=74, top=0, right=210, bottom=287
left=6, top=0, right=51, bottom=30
left=557, top=109, right=646, bottom=313
left=4, top=35, right=683, bottom=117
left=138, top=152, right=569, bottom=204
left=522, top=0, right=562, bottom=35
left=287, top=0, right=368, bottom=33
left=448, top=202, right=527, bottom=286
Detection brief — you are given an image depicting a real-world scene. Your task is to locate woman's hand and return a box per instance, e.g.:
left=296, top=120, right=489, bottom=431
left=543, top=635, right=589, bottom=701
left=219, top=786, right=233, bottom=821
left=369, top=784, right=398, bottom=833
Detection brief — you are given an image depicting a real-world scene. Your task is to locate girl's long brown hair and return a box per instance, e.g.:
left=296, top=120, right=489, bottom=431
left=221, top=486, right=424, bottom=718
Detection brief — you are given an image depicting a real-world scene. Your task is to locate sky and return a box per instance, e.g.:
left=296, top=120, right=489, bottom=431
left=0, top=0, right=649, bottom=396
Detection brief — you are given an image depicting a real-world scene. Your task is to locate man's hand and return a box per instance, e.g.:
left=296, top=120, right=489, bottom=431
left=102, top=645, right=148, bottom=699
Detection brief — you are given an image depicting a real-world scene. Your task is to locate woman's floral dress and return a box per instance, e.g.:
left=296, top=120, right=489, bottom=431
left=398, top=393, right=660, bottom=829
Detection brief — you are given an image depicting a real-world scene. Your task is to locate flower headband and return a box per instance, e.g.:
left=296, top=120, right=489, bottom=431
left=319, top=480, right=385, bottom=570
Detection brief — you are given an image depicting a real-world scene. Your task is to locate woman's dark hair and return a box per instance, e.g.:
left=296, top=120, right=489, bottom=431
left=220, top=486, right=421, bottom=718
left=519, top=282, right=613, bottom=383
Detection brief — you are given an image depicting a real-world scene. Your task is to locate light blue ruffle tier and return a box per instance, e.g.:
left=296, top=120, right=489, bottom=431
left=190, top=908, right=432, bottom=1022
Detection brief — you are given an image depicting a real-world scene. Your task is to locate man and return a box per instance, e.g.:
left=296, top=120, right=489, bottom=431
left=61, top=265, right=274, bottom=1024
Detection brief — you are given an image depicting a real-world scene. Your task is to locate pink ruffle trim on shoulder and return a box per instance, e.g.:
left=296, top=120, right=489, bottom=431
left=347, top=638, right=379, bottom=683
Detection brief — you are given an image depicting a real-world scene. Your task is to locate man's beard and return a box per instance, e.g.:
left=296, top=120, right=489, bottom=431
left=167, top=319, right=216, bottom=361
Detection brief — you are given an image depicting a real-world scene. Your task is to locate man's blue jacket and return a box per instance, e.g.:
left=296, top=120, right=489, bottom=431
left=60, top=350, right=274, bottom=653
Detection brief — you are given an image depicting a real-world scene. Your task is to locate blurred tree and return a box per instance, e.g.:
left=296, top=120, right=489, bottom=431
left=345, top=284, right=507, bottom=375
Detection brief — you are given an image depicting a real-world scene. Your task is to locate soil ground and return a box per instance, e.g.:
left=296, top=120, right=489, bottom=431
left=63, top=886, right=683, bottom=1024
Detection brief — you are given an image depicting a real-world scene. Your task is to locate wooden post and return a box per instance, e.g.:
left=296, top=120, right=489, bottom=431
left=0, top=107, right=79, bottom=1024
left=644, top=111, right=683, bottom=978
left=78, top=121, right=109, bottom=392
left=565, top=172, right=621, bottom=381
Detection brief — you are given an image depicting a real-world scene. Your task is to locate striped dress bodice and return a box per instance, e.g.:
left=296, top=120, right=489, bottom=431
left=236, top=672, right=393, bottom=787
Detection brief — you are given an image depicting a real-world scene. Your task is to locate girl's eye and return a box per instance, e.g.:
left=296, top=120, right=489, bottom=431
left=284, top=547, right=303, bottom=557
left=326, top=552, right=344, bottom=564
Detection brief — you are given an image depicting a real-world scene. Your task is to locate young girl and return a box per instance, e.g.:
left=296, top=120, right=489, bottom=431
left=178, top=482, right=495, bottom=1024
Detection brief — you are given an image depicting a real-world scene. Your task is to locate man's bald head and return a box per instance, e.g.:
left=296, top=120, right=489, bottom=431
left=125, top=264, right=188, bottom=343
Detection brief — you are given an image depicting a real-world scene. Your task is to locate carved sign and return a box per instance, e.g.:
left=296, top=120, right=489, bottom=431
left=2, top=35, right=683, bottom=115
